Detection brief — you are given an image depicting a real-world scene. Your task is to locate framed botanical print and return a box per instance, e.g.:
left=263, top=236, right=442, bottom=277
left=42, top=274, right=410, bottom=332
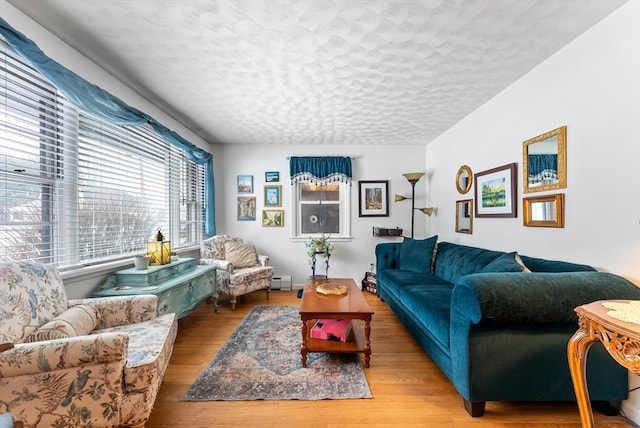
left=262, top=210, right=284, bottom=227
left=264, top=185, right=282, bottom=207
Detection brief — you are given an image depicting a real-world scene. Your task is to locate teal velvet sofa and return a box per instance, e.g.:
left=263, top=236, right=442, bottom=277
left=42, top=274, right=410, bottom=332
left=375, top=238, right=640, bottom=417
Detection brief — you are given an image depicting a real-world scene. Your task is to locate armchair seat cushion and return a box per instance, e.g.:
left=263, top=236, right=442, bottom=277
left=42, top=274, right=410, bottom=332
left=229, top=265, right=273, bottom=285
left=93, top=313, right=177, bottom=392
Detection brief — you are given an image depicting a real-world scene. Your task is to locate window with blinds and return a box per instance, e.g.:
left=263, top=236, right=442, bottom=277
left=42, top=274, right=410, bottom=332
left=0, top=42, right=204, bottom=269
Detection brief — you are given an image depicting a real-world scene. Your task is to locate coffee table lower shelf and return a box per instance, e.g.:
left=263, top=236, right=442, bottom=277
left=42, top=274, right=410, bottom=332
left=301, top=319, right=370, bottom=367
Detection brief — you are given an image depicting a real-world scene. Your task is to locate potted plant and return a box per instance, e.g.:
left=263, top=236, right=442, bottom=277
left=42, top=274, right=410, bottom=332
left=306, top=234, right=333, bottom=265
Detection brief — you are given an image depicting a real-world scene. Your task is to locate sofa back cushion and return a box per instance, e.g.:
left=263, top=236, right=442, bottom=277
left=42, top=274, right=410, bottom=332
left=518, top=254, right=595, bottom=273
left=433, top=242, right=505, bottom=284
left=0, top=261, right=68, bottom=343
left=399, top=236, right=438, bottom=274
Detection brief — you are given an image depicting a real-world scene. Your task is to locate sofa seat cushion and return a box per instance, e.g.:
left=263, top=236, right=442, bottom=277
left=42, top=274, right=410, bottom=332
left=92, top=313, right=177, bottom=392
left=379, top=269, right=449, bottom=288
left=229, top=265, right=273, bottom=285
left=392, top=283, right=454, bottom=349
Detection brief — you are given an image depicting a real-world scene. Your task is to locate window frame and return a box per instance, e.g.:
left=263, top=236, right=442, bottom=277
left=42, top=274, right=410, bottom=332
left=289, top=180, right=351, bottom=242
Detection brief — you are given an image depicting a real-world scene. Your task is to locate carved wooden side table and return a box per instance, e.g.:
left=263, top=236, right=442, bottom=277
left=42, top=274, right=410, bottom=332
left=568, top=300, right=640, bottom=427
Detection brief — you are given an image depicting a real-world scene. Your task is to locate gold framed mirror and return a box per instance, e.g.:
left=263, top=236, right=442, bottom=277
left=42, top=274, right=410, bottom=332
left=455, top=199, right=473, bottom=234
left=455, top=165, right=472, bottom=194
left=523, top=126, right=566, bottom=193
left=523, top=193, right=564, bottom=228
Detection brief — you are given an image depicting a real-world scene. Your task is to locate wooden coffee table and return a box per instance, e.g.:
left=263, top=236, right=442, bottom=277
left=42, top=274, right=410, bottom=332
left=299, top=278, right=374, bottom=368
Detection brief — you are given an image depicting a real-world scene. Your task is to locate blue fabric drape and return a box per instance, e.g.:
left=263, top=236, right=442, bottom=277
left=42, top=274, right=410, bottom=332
left=289, top=156, right=352, bottom=185
left=528, top=154, right=557, bottom=176
left=0, top=17, right=215, bottom=235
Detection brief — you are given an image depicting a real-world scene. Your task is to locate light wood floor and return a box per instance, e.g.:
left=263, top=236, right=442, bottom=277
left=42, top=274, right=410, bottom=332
left=146, top=289, right=633, bottom=428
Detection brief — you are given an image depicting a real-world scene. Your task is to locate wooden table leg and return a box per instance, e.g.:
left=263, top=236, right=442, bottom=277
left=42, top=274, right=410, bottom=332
left=567, top=327, right=596, bottom=428
left=363, top=319, right=371, bottom=368
left=301, top=319, right=308, bottom=368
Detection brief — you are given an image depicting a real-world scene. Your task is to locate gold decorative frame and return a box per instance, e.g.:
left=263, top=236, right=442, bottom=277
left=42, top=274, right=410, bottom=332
left=262, top=209, right=284, bottom=227
left=455, top=165, right=472, bottom=194
left=523, top=126, right=566, bottom=193
left=523, top=193, right=564, bottom=228
left=455, top=199, right=473, bottom=234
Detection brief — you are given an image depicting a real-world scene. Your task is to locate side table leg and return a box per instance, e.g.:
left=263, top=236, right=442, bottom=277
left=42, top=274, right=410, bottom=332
left=567, top=328, right=596, bottom=428
left=363, top=319, right=371, bottom=368
left=301, top=319, right=308, bottom=368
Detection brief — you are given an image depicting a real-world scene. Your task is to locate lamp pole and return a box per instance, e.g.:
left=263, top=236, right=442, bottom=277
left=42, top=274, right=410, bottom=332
left=410, top=179, right=417, bottom=238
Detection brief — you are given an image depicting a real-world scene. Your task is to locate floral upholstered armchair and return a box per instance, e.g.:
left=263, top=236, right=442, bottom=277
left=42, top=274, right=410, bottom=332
left=200, top=235, right=273, bottom=310
left=0, top=261, right=178, bottom=428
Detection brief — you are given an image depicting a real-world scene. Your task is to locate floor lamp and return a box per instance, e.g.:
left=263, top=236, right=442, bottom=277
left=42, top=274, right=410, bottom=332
left=395, top=172, right=434, bottom=238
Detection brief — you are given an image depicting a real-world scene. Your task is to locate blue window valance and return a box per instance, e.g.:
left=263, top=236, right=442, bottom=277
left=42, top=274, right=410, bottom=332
left=528, top=154, right=558, bottom=176
left=0, top=17, right=215, bottom=235
left=289, top=156, right=352, bottom=185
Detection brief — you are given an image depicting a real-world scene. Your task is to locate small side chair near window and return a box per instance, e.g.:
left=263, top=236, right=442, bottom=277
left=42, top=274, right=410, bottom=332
left=200, top=235, right=273, bottom=310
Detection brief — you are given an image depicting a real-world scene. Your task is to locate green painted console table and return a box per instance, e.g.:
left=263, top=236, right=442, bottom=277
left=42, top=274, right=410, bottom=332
left=93, top=258, right=217, bottom=318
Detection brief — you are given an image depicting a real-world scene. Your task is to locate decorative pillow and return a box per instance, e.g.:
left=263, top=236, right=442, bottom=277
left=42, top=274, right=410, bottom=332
left=482, top=252, right=529, bottom=273
left=22, top=304, right=99, bottom=343
left=224, top=241, right=260, bottom=268
left=398, top=235, right=438, bottom=274
left=514, top=253, right=532, bottom=272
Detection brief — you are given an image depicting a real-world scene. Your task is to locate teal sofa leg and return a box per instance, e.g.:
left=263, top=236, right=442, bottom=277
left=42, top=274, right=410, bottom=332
left=593, top=400, right=621, bottom=416
left=463, top=399, right=486, bottom=417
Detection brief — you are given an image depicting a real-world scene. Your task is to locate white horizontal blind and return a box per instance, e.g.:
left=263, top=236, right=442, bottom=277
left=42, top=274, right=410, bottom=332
left=0, top=42, right=204, bottom=269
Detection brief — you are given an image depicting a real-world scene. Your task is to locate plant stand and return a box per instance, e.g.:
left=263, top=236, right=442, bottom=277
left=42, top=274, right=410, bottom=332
left=310, top=251, right=330, bottom=278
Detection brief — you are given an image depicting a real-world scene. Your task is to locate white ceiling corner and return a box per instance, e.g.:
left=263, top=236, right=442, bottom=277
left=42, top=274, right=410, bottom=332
left=6, top=0, right=625, bottom=145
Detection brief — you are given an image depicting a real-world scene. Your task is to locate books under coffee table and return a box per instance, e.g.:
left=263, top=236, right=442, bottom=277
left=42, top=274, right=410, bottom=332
left=299, top=278, right=374, bottom=368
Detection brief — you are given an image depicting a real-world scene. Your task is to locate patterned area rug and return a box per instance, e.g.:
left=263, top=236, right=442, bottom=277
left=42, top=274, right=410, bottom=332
left=181, top=305, right=372, bottom=401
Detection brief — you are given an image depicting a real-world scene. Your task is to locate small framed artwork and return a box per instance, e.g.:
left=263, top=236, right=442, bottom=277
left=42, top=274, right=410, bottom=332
left=264, top=185, right=282, bottom=207
left=237, top=196, right=256, bottom=221
left=358, top=180, right=389, bottom=217
left=265, top=171, right=279, bottom=182
left=474, top=163, right=517, bottom=218
left=262, top=209, right=284, bottom=227
left=237, top=175, right=253, bottom=194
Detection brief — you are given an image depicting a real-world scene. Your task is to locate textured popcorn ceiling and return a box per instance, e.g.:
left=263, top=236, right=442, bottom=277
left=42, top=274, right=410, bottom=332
left=8, top=0, right=624, bottom=145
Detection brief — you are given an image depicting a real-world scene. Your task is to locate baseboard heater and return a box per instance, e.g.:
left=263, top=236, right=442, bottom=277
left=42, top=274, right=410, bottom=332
left=272, top=275, right=292, bottom=291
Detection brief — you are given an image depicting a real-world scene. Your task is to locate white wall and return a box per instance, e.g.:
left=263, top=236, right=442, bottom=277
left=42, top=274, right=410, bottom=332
left=210, top=143, right=427, bottom=287
left=426, top=1, right=640, bottom=421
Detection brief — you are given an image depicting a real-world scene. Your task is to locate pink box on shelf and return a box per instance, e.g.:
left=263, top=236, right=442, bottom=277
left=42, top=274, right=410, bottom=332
left=311, top=319, right=352, bottom=342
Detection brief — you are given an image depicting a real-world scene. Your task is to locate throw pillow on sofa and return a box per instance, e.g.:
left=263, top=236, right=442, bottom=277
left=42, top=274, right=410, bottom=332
left=399, top=235, right=438, bottom=274
left=482, top=252, right=530, bottom=273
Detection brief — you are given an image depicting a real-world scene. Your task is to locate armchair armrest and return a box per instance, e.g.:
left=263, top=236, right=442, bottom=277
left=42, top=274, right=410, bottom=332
left=451, top=271, right=640, bottom=326
left=69, top=295, right=158, bottom=329
left=258, top=254, right=269, bottom=266
left=0, top=332, right=128, bottom=377
left=201, top=257, right=233, bottom=272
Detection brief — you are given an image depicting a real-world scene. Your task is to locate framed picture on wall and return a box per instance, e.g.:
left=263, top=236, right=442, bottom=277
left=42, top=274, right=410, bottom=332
left=237, top=196, right=256, bottom=221
left=237, top=175, right=253, bottom=194
left=474, top=163, right=517, bottom=218
left=358, top=180, right=389, bottom=217
left=264, top=185, right=282, bottom=207
left=262, top=210, right=284, bottom=227
left=265, top=171, right=279, bottom=182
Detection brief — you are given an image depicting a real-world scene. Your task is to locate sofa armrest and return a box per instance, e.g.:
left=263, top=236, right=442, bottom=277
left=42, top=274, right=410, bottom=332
left=375, top=243, right=401, bottom=272
left=69, top=295, right=158, bottom=329
left=0, top=332, right=128, bottom=377
left=451, top=271, right=640, bottom=325
left=201, top=257, right=233, bottom=272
